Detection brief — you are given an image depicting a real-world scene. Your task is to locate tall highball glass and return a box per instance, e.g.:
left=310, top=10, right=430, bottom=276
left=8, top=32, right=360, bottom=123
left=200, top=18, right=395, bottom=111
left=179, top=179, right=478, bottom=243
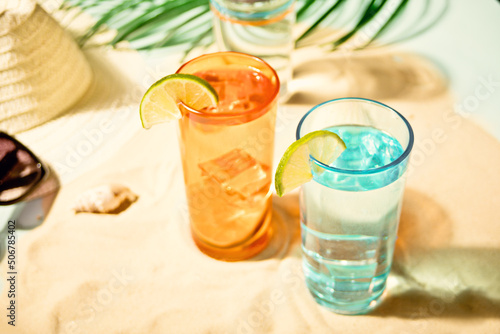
left=297, top=98, right=414, bottom=314
left=177, top=52, right=280, bottom=261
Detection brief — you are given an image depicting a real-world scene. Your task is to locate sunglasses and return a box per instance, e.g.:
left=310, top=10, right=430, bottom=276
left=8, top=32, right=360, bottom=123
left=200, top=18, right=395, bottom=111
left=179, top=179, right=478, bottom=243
left=0, top=132, right=47, bottom=205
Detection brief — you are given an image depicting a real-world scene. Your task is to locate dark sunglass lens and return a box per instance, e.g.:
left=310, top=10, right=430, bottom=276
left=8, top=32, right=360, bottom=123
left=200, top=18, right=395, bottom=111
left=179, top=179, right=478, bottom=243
left=0, top=137, right=16, bottom=158
left=0, top=137, right=18, bottom=179
left=0, top=137, right=42, bottom=203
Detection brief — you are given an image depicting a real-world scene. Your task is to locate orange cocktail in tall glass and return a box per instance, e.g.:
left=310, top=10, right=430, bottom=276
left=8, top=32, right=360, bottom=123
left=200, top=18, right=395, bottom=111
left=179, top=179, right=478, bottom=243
left=176, top=52, right=279, bottom=261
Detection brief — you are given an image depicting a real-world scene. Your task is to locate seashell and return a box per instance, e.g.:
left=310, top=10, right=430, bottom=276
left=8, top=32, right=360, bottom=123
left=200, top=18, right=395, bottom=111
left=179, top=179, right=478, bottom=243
left=73, top=184, right=138, bottom=214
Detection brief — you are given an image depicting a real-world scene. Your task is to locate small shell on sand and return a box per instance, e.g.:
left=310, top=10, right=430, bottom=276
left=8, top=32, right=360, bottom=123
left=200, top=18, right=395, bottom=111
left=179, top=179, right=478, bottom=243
left=73, top=184, right=138, bottom=214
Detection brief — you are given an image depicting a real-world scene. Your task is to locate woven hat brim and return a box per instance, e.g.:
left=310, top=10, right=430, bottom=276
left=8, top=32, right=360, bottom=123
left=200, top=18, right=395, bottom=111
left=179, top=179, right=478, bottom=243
left=0, top=3, right=93, bottom=133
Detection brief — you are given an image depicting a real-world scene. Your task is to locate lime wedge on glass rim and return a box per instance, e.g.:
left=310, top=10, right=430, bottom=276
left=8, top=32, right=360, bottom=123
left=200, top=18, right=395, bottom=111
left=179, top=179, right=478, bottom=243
left=275, top=130, right=346, bottom=197
left=139, top=73, right=218, bottom=129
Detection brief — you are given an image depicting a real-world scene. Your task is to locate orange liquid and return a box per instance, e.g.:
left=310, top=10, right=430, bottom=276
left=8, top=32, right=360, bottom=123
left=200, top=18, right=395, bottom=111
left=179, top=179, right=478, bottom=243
left=178, top=67, right=277, bottom=261
left=195, top=69, right=276, bottom=114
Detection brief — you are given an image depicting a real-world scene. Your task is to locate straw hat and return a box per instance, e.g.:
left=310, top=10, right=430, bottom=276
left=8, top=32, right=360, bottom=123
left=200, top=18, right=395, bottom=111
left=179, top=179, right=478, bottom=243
left=0, top=0, right=93, bottom=133
left=0, top=0, right=146, bottom=185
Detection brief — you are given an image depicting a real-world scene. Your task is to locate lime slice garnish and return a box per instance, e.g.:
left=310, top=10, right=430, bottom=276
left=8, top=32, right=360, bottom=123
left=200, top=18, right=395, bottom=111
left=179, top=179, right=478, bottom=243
left=139, top=73, right=218, bottom=129
left=275, top=130, right=346, bottom=197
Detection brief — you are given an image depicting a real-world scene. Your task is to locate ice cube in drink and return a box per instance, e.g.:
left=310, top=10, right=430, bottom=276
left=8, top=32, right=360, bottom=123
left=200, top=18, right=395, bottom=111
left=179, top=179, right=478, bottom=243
left=190, top=148, right=271, bottom=247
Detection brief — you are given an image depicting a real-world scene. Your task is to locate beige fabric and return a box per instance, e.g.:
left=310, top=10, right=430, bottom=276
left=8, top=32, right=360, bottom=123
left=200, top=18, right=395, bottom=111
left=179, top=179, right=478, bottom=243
left=0, top=0, right=92, bottom=133
left=0, top=49, right=499, bottom=333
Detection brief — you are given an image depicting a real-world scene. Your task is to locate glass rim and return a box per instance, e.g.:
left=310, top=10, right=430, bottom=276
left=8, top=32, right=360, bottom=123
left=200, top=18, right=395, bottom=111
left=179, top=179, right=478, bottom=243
left=210, top=0, right=295, bottom=23
left=296, top=97, right=414, bottom=175
left=175, top=51, right=280, bottom=120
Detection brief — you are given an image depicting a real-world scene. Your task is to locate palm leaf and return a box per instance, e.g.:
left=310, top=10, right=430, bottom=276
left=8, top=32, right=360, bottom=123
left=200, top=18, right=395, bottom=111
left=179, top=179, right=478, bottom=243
left=61, top=0, right=436, bottom=53
left=111, top=0, right=207, bottom=45
left=153, top=8, right=210, bottom=48
left=78, top=0, right=142, bottom=45
left=331, top=0, right=388, bottom=49
left=295, top=0, right=315, bottom=21
left=359, top=0, right=410, bottom=48
left=295, top=0, right=347, bottom=45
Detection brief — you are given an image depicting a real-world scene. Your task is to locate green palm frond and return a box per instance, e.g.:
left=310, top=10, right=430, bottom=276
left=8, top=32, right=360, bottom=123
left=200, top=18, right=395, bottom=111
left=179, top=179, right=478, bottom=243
left=61, top=0, right=441, bottom=53
left=359, top=0, right=410, bottom=48
left=78, top=0, right=142, bottom=45
left=332, top=0, right=390, bottom=49
left=295, top=0, right=347, bottom=45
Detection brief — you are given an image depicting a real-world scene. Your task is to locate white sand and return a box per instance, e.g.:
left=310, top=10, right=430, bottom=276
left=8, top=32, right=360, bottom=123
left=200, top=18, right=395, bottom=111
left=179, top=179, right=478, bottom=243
left=1, top=50, right=500, bottom=333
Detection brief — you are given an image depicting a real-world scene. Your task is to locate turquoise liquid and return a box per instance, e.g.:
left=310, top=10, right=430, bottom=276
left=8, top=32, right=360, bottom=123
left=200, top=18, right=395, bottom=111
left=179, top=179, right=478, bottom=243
left=313, top=125, right=405, bottom=191
left=301, top=125, right=406, bottom=314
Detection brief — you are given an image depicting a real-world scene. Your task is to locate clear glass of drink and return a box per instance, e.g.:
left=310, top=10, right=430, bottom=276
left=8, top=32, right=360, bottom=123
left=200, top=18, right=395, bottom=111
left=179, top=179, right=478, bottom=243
left=209, top=0, right=295, bottom=98
left=176, top=52, right=280, bottom=261
left=296, top=98, right=414, bottom=314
